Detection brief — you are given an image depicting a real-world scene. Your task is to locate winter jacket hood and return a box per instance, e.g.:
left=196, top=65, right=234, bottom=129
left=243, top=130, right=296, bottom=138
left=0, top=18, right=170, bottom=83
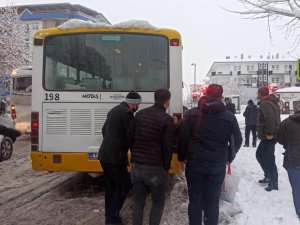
left=198, top=96, right=225, bottom=114
left=258, top=94, right=280, bottom=105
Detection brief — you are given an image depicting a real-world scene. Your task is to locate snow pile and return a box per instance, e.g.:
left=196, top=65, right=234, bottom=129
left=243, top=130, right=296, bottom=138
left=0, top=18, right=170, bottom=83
left=58, top=19, right=159, bottom=30
left=163, top=171, right=242, bottom=225
left=163, top=174, right=188, bottom=225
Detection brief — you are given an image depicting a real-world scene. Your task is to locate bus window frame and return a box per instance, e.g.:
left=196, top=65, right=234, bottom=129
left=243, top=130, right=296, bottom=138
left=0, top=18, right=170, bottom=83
left=42, top=32, right=171, bottom=92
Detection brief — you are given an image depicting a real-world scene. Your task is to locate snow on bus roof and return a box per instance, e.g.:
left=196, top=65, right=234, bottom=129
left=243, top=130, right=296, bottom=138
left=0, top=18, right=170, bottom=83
left=276, top=86, right=300, bottom=93
left=58, top=19, right=160, bottom=30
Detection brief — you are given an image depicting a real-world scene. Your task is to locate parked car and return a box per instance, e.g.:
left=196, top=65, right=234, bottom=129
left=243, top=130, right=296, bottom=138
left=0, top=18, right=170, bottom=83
left=0, top=100, right=20, bottom=161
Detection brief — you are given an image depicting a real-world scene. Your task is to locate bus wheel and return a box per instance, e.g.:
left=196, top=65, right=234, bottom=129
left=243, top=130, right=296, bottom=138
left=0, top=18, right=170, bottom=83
left=0, top=137, right=13, bottom=161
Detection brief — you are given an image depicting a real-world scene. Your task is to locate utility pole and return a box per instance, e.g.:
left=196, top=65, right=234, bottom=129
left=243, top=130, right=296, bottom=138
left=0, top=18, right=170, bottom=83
left=191, top=63, right=197, bottom=107
left=191, top=63, right=197, bottom=90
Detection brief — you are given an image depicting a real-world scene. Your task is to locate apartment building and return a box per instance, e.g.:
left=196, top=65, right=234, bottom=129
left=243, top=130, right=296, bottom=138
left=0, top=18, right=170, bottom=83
left=206, top=57, right=298, bottom=88
left=16, top=3, right=110, bottom=55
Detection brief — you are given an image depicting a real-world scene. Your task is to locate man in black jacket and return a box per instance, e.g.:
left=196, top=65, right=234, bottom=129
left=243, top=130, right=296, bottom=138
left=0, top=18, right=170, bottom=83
left=178, top=84, right=242, bottom=225
left=256, top=87, right=281, bottom=191
left=243, top=99, right=258, bottom=147
left=224, top=97, right=236, bottom=114
left=128, top=89, right=174, bottom=225
left=277, top=101, right=300, bottom=219
left=98, top=91, right=142, bottom=225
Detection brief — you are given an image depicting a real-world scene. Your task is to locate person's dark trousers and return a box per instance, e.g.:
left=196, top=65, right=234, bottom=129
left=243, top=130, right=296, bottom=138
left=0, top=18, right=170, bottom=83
left=287, top=166, right=300, bottom=217
left=256, top=139, right=278, bottom=188
left=185, top=161, right=226, bottom=225
left=100, top=161, right=132, bottom=224
left=245, top=125, right=257, bottom=146
left=256, top=140, right=269, bottom=180
left=131, top=163, right=169, bottom=225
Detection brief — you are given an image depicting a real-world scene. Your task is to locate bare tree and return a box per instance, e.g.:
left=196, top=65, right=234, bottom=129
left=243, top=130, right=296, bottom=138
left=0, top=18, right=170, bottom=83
left=0, top=6, right=31, bottom=75
left=229, top=0, right=300, bottom=50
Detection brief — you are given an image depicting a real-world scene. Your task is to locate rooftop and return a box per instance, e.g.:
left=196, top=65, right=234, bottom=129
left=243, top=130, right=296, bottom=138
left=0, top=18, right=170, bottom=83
left=276, top=86, right=300, bottom=93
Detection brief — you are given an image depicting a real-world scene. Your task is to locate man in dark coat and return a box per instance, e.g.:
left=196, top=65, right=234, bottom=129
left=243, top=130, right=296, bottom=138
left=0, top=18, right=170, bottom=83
left=224, top=97, right=236, bottom=114
left=277, top=101, right=300, bottom=219
left=98, top=91, right=142, bottom=225
left=178, top=84, right=242, bottom=225
left=128, top=89, right=174, bottom=225
left=256, top=86, right=281, bottom=191
left=243, top=99, right=258, bottom=147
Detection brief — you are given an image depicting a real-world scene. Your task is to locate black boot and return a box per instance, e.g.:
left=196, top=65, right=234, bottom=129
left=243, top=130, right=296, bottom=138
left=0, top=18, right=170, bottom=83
left=265, top=185, right=278, bottom=191
left=243, top=144, right=249, bottom=147
left=265, top=181, right=278, bottom=191
left=258, top=177, right=270, bottom=183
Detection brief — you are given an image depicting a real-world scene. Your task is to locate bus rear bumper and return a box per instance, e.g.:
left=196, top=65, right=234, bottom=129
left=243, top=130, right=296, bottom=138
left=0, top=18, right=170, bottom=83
left=31, top=152, right=182, bottom=174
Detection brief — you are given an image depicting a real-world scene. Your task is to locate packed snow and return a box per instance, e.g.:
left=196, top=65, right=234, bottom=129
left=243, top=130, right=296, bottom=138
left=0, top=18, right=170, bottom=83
left=164, top=111, right=299, bottom=225
left=58, top=19, right=159, bottom=30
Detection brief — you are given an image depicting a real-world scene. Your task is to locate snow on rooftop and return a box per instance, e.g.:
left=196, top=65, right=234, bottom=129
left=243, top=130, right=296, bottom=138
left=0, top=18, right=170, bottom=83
left=58, top=19, right=160, bottom=30
left=214, top=57, right=296, bottom=63
left=276, top=86, right=300, bottom=93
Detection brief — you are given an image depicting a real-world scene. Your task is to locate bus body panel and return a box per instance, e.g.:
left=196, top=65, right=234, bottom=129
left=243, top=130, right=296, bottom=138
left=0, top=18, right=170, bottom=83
left=31, top=151, right=181, bottom=173
left=31, top=28, right=183, bottom=173
left=169, top=46, right=183, bottom=115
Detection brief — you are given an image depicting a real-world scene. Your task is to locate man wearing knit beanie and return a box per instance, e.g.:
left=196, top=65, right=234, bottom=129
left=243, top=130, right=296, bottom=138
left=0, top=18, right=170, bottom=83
left=98, top=90, right=141, bottom=225
left=124, top=91, right=142, bottom=112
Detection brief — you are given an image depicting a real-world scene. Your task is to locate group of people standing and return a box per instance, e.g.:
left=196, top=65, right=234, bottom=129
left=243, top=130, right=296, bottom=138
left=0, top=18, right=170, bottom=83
left=97, top=84, right=300, bottom=225
left=243, top=86, right=300, bottom=218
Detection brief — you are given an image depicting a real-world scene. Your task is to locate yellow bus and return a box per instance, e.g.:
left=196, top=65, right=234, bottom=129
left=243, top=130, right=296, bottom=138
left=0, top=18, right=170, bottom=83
left=31, top=20, right=183, bottom=173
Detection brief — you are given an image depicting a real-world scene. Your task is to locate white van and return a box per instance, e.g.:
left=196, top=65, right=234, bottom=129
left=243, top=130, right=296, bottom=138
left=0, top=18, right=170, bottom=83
left=10, top=66, right=32, bottom=133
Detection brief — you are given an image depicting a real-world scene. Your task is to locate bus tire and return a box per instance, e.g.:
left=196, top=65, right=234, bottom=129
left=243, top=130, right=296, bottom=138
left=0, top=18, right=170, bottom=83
left=0, top=137, right=13, bottom=161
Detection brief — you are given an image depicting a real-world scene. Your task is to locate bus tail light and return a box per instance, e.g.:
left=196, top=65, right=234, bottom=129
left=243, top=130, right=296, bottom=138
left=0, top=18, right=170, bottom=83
left=11, top=105, right=16, bottom=120
left=170, top=39, right=180, bottom=46
left=31, top=112, right=39, bottom=151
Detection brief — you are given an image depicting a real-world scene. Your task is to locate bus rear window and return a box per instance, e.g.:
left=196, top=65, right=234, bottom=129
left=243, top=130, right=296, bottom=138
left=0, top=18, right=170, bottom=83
left=44, top=33, right=169, bottom=91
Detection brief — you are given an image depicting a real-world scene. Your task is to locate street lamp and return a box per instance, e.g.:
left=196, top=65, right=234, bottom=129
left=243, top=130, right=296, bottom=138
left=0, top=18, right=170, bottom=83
left=191, top=63, right=197, bottom=91
left=191, top=63, right=197, bottom=107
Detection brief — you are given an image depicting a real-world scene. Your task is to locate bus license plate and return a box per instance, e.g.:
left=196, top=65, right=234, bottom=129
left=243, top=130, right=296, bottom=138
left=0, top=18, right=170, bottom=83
left=89, top=152, right=98, bottom=160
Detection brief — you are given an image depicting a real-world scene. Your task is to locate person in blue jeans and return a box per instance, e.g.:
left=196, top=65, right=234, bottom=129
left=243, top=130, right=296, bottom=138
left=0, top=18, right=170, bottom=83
left=277, top=101, right=300, bottom=219
left=178, top=84, right=242, bottom=225
left=256, top=86, right=281, bottom=191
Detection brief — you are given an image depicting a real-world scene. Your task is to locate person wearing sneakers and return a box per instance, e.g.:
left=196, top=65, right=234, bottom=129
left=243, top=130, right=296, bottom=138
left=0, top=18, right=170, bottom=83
left=98, top=90, right=142, bottom=225
left=256, top=86, right=281, bottom=191
left=243, top=99, right=258, bottom=147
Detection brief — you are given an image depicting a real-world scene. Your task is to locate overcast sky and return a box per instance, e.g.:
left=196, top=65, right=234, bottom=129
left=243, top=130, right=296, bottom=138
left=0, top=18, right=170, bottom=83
left=2, top=0, right=299, bottom=86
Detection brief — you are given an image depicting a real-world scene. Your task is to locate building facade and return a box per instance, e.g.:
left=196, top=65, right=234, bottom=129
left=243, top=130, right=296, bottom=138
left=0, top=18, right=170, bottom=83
left=206, top=59, right=298, bottom=88
left=16, top=3, right=110, bottom=57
